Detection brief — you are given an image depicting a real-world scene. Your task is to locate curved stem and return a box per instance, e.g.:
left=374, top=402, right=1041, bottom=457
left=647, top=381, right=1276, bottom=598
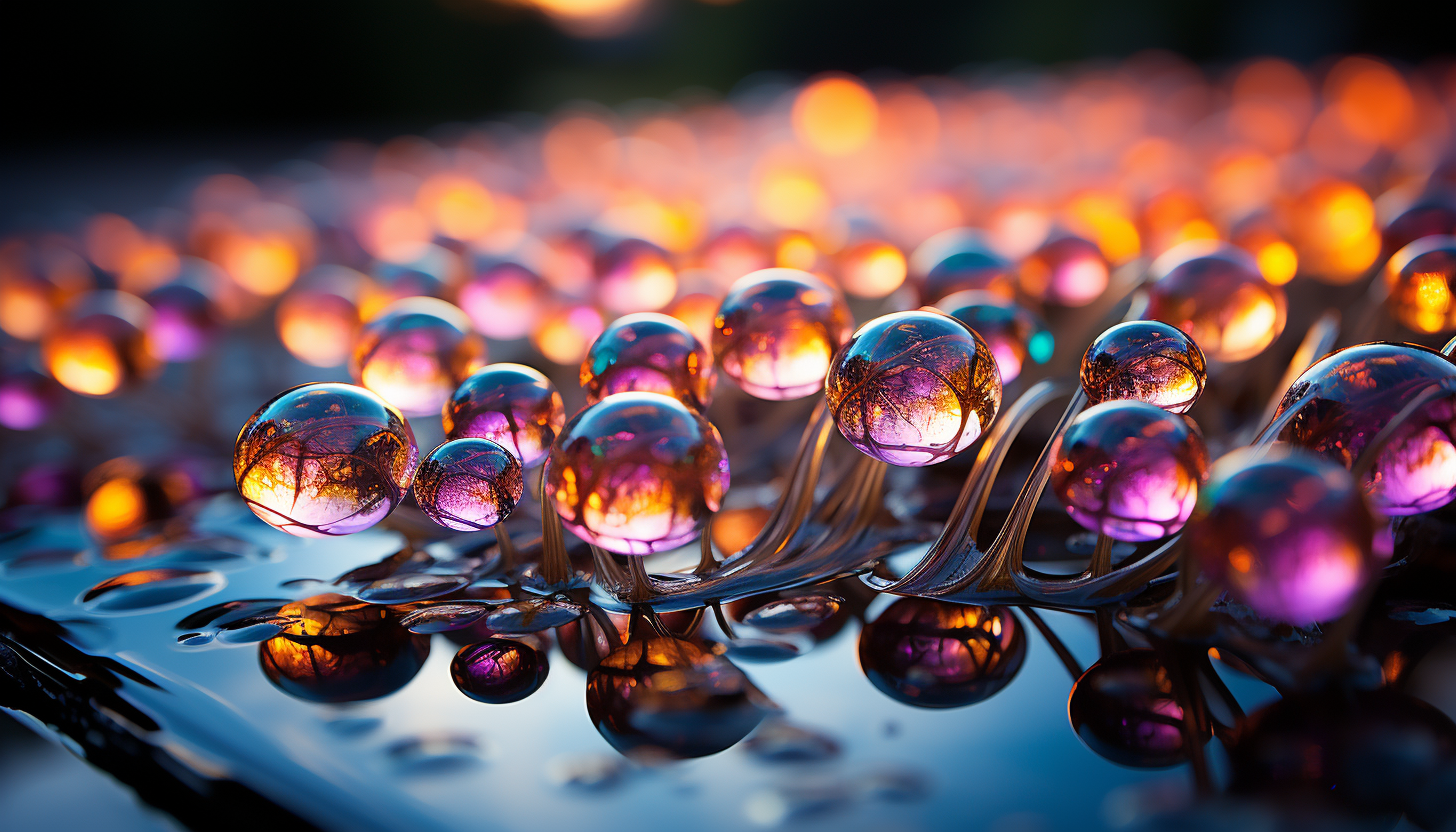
left=1019, top=607, right=1083, bottom=679
left=494, top=525, right=519, bottom=571
left=538, top=473, right=572, bottom=585
left=1242, top=310, right=1340, bottom=445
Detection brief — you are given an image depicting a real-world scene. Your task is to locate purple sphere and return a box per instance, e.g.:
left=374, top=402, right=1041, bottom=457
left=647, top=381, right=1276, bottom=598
left=413, top=439, right=524, bottom=531
left=443, top=363, right=565, bottom=467
left=450, top=638, right=549, bottom=704
left=1068, top=650, right=1192, bottom=768
left=1081, top=321, right=1207, bottom=413
left=581, top=312, right=716, bottom=411
left=857, top=599, right=1025, bottom=708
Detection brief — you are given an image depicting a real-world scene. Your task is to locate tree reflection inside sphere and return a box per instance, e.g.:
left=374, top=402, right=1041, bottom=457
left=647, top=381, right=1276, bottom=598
left=857, top=599, right=1025, bottom=708
left=1050, top=400, right=1208, bottom=542
left=546, top=392, right=729, bottom=555
left=233, top=382, right=419, bottom=537
left=1068, top=650, right=1191, bottom=768
left=350, top=296, right=487, bottom=417
left=581, top=312, right=716, bottom=412
left=936, top=290, right=1053, bottom=383
left=825, top=309, right=1003, bottom=466
left=413, top=438, right=523, bottom=531
left=585, top=637, right=776, bottom=760
left=1273, top=342, right=1456, bottom=516
left=451, top=638, right=549, bottom=704
left=259, top=594, right=430, bottom=703
left=1081, top=321, right=1207, bottom=413
left=442, top=363, right=565, bottom=467
left=1188, top=448, right=1375, bottom=625
left=1385, top=235, right=1456, bottom=334
left=1145, top=241, right=1287, bottom=363
left=712, top=268, right=852, bottom=400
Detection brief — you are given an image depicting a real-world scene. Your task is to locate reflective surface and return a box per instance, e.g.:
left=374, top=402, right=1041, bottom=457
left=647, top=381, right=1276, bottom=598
left=712, top=268, right=853, bottom=400
left=1145, top=242, right=1287, bottom=363
left=442, top=363, right=566, bottom=467
left=350, top=297, right=487, bottom=417
left=1081, top=321, right=1206, bottom=413
left=412, top=438, right=523, bottom=531
left=580, top=313, right=716, bottom=412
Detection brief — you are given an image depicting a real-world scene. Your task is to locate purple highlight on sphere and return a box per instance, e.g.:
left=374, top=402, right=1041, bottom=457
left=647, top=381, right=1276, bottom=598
left=546, top=392, right=729, bottom=555
left=413, top=438, right=524, bottom=532
left=233, top=382, right=419, bottom=538
left=857, top=598, right=1025, bottom=708
left=144, top=282, right=217, bottom=362
left=1274, top=342, right=1456, bottom=516
left=1068, top=650, right=1191, bottom=768
left=1081, top=320, right=1207, bottom=413
left=825, top=309, right=1003, bottom=466
left=581, top=312, right=717, bottom=412
left=1050, top=399, right=1209, bottom=542
left=450, top=638, right=549, bottom=704
left=350, top=297, right=487, bottom=418
left=456, top=261, right=548, bottom=340
left=1187, top=447, right=1376, bottom=626
left=0, top=371, right=59, bottom=430
left=443, top=363, right=565, bottom=467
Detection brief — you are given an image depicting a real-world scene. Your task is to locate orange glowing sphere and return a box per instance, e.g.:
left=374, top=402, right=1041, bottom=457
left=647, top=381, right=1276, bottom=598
left=416, top=174, right=496, bottom=241
left=596, top=239, right=677, bottom=314
left=837, top=240, right=907, bottom=299
left=1020, top=236, right=1110, bottom=307
left=533, top=304, right=606, bottom=365
left=350, top=297, right=487, bottom=417
left=1146, top=242, right=1287, bottom=363
left=277, top=267, right=365, bottom=368
left=42, top=291, right=160, bottom=397
left=793, top=76, right=879, bottom=157
left=1386, top=236, right=1456, bottom=335
left=713, top=268, right=853, bottom=400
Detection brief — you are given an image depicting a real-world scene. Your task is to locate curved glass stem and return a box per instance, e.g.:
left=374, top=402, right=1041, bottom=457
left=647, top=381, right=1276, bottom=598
left=1239, top=310, right=1340, bottom=446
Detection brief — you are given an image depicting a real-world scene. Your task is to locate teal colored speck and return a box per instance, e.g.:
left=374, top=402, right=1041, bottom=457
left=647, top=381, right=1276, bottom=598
left=591, top=351, right=616, bottom=376
left=1028, top=331, right=1055, bottom=364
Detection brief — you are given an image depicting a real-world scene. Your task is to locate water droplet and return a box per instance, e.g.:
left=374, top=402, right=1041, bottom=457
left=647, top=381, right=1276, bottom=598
left=81, top=568, right=227, bottom=613
left=399, top=603, right=491, bottom=634
left=741, top=594, right=843, bottom=633
left=724, top=637, right=805, bottom=662
left=479, top=598, right=583, bottom=634
left=354, top=573, right=471, bottom=604
left=744, top=720, right=841, bottom=763
left=386, top=735, right=481, bottom=775
left=545, top=754, right=630, bottom=791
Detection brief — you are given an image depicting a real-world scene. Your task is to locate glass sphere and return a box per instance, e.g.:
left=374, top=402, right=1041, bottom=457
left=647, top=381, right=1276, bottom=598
left=1187, top=448, right=1375, bottom=625
left=275, top=265, right=363, bottom=368
left=1385, top=235, right=1456, bottom=334
left=581, top=312, right=717, bottom=412
left=712, top=268, right=853, bottom=400
left=532, top=303, right=605, bottom=366
left=824, top=309, right=1003, bottom=466
left=1020, top=235, right=1110, bottom=307
left=442, top=363, right=565, bottom=467
left=1081, top=321, right=1207, bottom=413
left=666, top=292, right=721, bottom=348
left=233, top=382, right=419, bottom=537
left=1273, top=342, right=1456, bottom=516
left=1068, top=650, right=1192, bottom=768
left=910, top=228, right=1016, bottom=304
left=585, top=637, right=774, bottom=759
left=456, top=260, right=547, bottom=340
left=1382, top=195, right=1456, bottom=261
left=1145, top=241, right=1287, bottom=362
left=413, top=439, right=523, bottom=531
left=1049, top=400, right=1208, bottom=542
left=857, top=599, right=1025, bottom=708
left=450, top=638, right=549, bottom=704
left=546, top=392, right=729, bottom=555
left=42, top=290, right=160, bottom=397
left=260, top=594, right=430, bottom=703
left=596, top=239, right=677, bottom=314
left=937, top=290, right=1053, bottom=383
left=837, top=239, right=908, bottom=299
left=350, top=296, right=486, bottom=417
left=143, top=279, right=218, bottom=362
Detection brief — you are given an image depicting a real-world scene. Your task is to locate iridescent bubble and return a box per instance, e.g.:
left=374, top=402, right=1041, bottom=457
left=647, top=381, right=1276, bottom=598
left=413, top=439, right=523, bottom=531
left=450, top=638, right=550, bottom=704
left=350, top=296, right=487, bottom=417
left=857, top=599, right=1025, bottom=708
left=442, top=363, right=565, bottom=467
left=582, top=313, right=716, bottom=411
left=42, top=290, right=160, bottom=397
left=596, top=239, right=677, bottom=314
left=456, top=260, right=548, bottom=340
left=546, top=392, right=729, bottom=555
left=586, top=637, right=776, bottom=760
left=1019, top=235, right=1109, bottom=307
left=713, top=268, right=853, bottom=400
left=1273, top=342, right=1456, bottom=515
left=909, top=228, right=1016, bottom=304
left=1068, top=650, right=1192, bottom=768
left=937, top=290, right=1053, bottom=383
left=1080, top=321, right=1207, bottom=413
left=1145, top=240, right=1287, bottom=363
left=1049, top=400, right=1208, bottom=542
left=1187, top=447, right=1375, bottom=625
left=1385, top=235, right=1456, bottom=334
left=233, top=382, right=419, bottom=537
left=825, top=309, right=1003, bottom=466
left=260, top=593, right=430, bottom=703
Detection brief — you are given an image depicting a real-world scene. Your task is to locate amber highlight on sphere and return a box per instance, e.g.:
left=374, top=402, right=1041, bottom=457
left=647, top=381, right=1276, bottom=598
left=42, top=290, right=160, bottom=397
left=596, top=239, right=677, bottom=315
left=456, top=261, right=548, bottom=340
left=792, top=76, right=879, bottom=157
left=712, top=268, right=853, bottom=401
left=837, top=240, right=908, bottom=299
left=276, top=266, right=365, bottom=368
left=1020, top=235, right=1110, bottom=307
left=442, top=363, right=566, bottom=467
left=260, top=594, right=430, bottom=703
left=1385, top=236, right=1456, bottom=334
left=451, top=639, right=549, bottom=704
left=413, top=438, right=524, bottom=531
left=581, top=313, right=716, bottom=412
left=1081, top=321, right=1207, bottom=413
left=350, top=297, right=487, bottom=417
left=1145, top=241, right=1287, bottom=363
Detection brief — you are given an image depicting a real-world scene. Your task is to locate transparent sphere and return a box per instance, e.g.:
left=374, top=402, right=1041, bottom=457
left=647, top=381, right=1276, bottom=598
left=712, top=268, right=853, bottom=400
left=260, top=594, right=430, bottom=703
left=825, top=309, right=1003, bottom=466
left=456, top=260, right=547, bottom=340
left=1382, top=195, right=1456, bottom=261
left=1050, top=400, right=1209, bottom=542
left=1020, top=235, right=1110, bottom=307
left=1385, top=235, right=1456, bottom=334
left=442, top=363, right=565, bottom=467
left=596, top=239, right=677, bottom=314
left=1187, top=447, right=1375, bottom=625
left=910, top=228, right=1016, bottom=304
left=581, top=312, right=717, bottom=411
left=666, top=292, right=721, bottom=348
left=233, top=382, right=419, bottom=537
left=450, top=638, right=549, bottom=704
left=350, top=296, right=487, bottom=417
left=937, top=290, right=1053, bottom=383
left=546, top=392, right=729, bottom=555
left=1068, top=650, right=1192, bottom=768
left=1081, top=321, right=1207, bottom=413
left=1145, top=241, right=1287, bottom=362
left=413, top=439, right=523, bottom=531
left=42, top=290, right=160, bottom=397
left=1273, top=342, right=1456, bottom=515
left=857, top=599, right=1025, bottom=708
left=532, top=303, right=605, bottom=366
left=275, top=266, right=363, bottom=368
left=586, top=637, right=774, bottom=759
left=143, top=280, right=217, bottom=362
